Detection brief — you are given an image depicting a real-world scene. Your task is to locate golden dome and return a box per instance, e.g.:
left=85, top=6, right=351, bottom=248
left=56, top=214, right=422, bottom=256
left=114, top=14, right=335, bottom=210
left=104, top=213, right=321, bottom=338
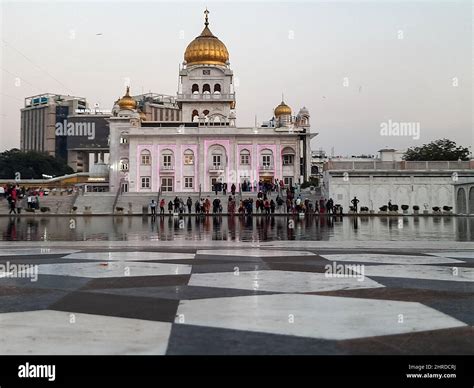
left=184, top=9, right=229, bottom=66
left=117, top=86, right=137, bottom=110
left=274, top=101, right=292, bottom=117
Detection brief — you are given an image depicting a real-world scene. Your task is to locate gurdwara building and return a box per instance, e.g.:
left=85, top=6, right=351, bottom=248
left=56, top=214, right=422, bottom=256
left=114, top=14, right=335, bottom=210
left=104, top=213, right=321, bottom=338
left=108, top=10, right=315, bottom=194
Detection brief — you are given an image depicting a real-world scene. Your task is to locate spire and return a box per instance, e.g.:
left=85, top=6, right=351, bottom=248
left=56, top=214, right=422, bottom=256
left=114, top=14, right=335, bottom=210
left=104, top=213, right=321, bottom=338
left=204, top=8, right=209, bottom=27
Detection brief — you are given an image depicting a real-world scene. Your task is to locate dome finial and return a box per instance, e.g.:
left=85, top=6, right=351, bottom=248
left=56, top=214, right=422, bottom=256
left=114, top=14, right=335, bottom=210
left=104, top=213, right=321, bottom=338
left=204, top=7, right=209, bottom=27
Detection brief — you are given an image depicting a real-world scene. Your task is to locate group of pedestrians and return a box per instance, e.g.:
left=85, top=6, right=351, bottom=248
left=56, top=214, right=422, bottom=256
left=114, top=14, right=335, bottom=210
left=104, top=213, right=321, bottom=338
left=1, top=184, right=44, bottom=214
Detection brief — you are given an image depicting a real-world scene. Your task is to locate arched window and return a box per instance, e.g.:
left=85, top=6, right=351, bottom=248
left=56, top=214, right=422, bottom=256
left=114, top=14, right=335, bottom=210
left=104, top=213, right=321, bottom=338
left=162, top=149, right=174, bottom=169
left=214, top=84, right=221, bottom=93
left=192, top=84, right=199, bottom=94
left=203, top=110, right=209, bottom=117
left=240, top=149, right=250, bottom=165
left=282, top=147, right=296, bottom=166
left=192, top=109, right=199, bottom=122
left=141, top=149, right=151, bottom=165
left=184, top=149, right=194, bottom=165
left=120, top=158, right=129, bottom=171
left=261, top=149, right=273, bottom=168
left=209, top=145, right=227, bottom=169
left=203, top=84, right=211, bottom=94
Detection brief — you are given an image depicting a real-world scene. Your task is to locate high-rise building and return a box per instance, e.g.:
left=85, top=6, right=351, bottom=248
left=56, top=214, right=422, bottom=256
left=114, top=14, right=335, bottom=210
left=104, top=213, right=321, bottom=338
left=20, top=93, right=87, bottom=160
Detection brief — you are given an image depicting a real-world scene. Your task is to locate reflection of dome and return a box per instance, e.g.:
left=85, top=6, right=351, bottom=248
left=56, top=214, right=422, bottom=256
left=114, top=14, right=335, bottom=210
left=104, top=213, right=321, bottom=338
left=184, top=9, right=229, bottom=66
left=117, top=86, right=137, bottom=110
left=274, top=101, right=292, bottom=117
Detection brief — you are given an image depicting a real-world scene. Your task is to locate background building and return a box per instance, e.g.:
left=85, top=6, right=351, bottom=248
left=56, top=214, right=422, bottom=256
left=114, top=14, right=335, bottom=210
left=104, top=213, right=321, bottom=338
left=323, top=150, right=474, bottom=211
left=20, top=93, right=87, bottom=160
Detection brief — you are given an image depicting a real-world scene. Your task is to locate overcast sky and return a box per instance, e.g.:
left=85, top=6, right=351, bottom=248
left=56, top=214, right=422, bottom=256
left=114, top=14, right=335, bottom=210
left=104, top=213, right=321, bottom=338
left=0, top=0, right=472, bottom=156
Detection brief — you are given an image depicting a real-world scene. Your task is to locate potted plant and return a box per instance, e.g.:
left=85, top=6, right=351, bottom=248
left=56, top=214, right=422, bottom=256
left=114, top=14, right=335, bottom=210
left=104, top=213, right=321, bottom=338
left=432, top=206, right=441, bottom=214
left=360, top=206, right=369, bottom=214
left=71, top=206, right=78, bottom=214
left=116, top=206, right=124, bottom=214
left=442, top=206, right=452, bottom=215
left=401, top=205, right=409, bottom=214
left=389, top=204, right=399, bottom=215
left=423, top=204, right=429, bottom=215
left=40, top=207, right=50, bottom=213
left=84, top=205, right=92, bottom=215
left=413, top=205, right=419, bottom=215
left=379, top=205, right=388, bottom=214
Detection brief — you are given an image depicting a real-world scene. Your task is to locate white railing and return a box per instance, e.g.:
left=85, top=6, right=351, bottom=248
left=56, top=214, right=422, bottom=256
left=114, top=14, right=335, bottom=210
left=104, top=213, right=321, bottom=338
left=326, top=160, right=471, bottom=171
left=177, top=93, right=235, bottom=100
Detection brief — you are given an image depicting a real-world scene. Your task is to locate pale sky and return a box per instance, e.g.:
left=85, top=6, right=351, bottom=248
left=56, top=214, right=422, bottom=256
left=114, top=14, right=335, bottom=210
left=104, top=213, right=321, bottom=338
left=0, top=0, right=472, bottom=156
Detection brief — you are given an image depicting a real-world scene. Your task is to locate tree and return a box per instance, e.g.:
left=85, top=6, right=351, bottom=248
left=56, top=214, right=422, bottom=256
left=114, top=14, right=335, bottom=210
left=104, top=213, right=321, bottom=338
left=403, top=139, right=470, bottom=161
left=0, top=149, right=74, bottom=179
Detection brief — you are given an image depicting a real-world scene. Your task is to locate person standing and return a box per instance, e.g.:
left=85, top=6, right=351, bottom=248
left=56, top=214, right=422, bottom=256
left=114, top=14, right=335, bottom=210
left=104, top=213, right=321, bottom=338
left=351, top=196, right=360, bottom=213
left=149, top=199, right=157, bottom=215
left=8, top=196, right=16, bottom=214
left=231, top=183, right=236, bottom=196
left=159, top=198, right=165, bottom=214
left=186, top=197, right=193, bottom=214
left=222, top=182, right=227, bottom=196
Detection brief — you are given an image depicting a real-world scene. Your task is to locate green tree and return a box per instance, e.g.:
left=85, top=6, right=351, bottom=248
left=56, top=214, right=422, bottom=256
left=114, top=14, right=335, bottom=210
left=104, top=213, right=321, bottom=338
left=403, top=139, right=470, bottom=161
left=0, top=149, right=74, bottom=179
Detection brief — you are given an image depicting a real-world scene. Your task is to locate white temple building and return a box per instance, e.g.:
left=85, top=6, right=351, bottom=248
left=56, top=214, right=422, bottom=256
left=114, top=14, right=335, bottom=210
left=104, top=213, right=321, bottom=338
left=108, top=9, right=315, bottom=194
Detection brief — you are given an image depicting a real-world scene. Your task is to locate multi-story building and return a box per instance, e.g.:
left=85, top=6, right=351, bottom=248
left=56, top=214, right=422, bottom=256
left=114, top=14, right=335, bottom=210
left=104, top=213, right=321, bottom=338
left=20, top=93, right=87, bottom=160
left=108, top=10, right=315, bottom=194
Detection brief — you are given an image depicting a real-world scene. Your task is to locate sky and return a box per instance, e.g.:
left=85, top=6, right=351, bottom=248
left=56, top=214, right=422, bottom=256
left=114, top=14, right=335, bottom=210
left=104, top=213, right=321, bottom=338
left=0, top=0, right=472, bottom=156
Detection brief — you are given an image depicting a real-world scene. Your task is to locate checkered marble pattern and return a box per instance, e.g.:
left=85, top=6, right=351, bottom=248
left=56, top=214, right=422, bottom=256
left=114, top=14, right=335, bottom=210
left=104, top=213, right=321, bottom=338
left=0, top=247, right=472, bottom=355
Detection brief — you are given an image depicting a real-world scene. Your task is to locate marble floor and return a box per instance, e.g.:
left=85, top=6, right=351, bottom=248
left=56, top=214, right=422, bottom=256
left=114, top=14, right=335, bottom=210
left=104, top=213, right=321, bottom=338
left=0, top=244, right=472, bottom=355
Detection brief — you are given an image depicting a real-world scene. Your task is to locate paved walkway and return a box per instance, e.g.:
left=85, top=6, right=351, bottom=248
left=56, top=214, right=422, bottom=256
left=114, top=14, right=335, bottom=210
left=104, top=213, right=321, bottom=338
left=0, top=244, right=472, bottom=354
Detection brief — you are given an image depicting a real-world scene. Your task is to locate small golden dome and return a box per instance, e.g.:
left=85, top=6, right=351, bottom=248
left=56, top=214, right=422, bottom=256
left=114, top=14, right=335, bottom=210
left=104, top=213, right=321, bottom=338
left=117, top=86, right=137, bottom=110
left=184, top=9, right=229, bottom=66
left=274, top=101, right=292, bottom=117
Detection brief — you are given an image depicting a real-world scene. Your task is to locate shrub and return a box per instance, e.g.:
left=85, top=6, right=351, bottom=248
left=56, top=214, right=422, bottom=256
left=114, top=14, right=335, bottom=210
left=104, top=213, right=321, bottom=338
left=360, top=206, right=369, bottom=212
left=300, top=181, right=311, bottom=189
left=40, top=207, right=50, bottom=213
left=25, top=208, right=35, bottom=213
left=391, top=205, right=399, bottom=211
left=72, top=206, right=78, bottom=211
left=401, top=205, right=409, bottom=211
left=443, top=206, right=452, bottom=211
left=116, top=207, right=124, bottom=212
left=379, top=205, right=388, bottom=211
left=432, top=206, right=441, bottom=212
left=413, top=205, right=420, bottom=211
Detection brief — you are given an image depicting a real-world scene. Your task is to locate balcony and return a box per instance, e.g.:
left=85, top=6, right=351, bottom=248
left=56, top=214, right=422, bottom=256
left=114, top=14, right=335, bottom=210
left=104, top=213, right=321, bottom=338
left=259, top=165, right=274, bottom=172
left=209, top=165, right=225, bottom=173
left=161, top=165, right=175, bottom=173
left=177, top=93, right=235, bottom=102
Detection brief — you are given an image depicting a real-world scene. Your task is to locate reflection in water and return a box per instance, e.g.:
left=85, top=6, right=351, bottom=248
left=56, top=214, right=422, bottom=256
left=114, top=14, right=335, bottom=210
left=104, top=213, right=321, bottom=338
left=0, top=215, right=472, bottom=242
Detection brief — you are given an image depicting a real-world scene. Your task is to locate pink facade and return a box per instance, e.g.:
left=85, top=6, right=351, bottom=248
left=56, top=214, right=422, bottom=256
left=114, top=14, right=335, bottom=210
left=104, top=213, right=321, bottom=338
left=204, top=139, right=231, bottom=192
left=135, top=141, right=295, bottom=193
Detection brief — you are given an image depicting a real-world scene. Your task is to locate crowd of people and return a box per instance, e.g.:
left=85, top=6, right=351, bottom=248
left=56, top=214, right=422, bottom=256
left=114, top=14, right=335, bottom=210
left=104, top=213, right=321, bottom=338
left=150, top=187, right=345, bottom=216
left=0, top=184, right=46, bottom=214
